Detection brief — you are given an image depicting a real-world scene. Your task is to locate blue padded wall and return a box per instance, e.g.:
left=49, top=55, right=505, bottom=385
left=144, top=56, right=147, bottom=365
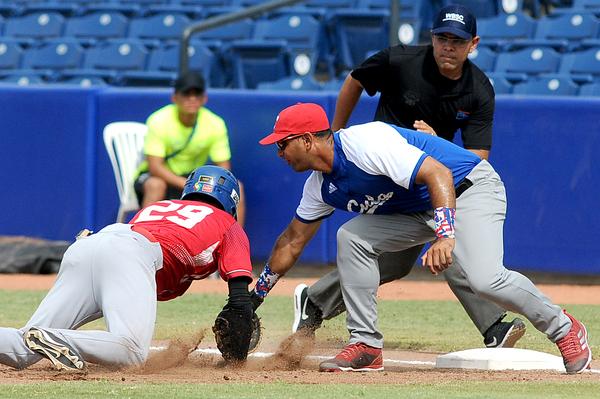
left=0, top=87, right=599, bottom=275
left=492, top=96, right=600, bottom=275
left=0, top=87, right=98, bottom=240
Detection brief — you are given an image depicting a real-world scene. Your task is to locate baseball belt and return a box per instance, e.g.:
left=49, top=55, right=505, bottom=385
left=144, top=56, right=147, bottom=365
left=455, top=178, right=473, bottom=198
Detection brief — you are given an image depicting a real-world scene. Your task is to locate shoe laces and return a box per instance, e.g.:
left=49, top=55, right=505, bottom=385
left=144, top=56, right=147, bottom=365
left=557, top=325, right=584, bottom=358
left=337, top=343, right=369, bottom=361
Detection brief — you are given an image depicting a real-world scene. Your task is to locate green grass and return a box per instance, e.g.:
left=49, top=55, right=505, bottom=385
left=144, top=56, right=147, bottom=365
left=0, top=289, right=599, bottom=398
left=0, top=381, right=599, bottom=399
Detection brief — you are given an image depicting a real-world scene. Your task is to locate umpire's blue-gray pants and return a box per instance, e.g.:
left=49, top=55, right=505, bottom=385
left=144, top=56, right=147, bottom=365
left=336, top=161, right=571, bottom=348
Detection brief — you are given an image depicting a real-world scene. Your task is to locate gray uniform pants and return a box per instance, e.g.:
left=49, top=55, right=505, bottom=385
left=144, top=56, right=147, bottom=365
left=308, top=248, right=504, bottom=335
left=329, top=161, right=571, bottom=348
left=0, top=224, right=163, bottom=369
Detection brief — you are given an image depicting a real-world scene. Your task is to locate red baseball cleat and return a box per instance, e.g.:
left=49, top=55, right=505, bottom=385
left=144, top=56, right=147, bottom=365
left=319, top=342, right=383, bottom=372
left=557, top=310, right=592, bottom=374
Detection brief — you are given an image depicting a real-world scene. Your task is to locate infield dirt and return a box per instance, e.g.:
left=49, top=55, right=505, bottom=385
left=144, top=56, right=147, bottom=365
left=0, top=274, right=598, bottom=385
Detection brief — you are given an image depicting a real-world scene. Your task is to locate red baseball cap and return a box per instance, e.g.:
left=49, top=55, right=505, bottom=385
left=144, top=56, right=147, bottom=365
left=259, top=103, right=330, bottom=145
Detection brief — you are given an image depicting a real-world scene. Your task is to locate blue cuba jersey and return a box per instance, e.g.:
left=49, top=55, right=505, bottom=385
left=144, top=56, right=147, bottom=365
left=295, top=122, right=481, bottom=222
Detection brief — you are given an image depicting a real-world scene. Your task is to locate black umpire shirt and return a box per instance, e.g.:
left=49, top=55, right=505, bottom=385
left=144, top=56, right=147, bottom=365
left=351, top=45, right=495, bottom=150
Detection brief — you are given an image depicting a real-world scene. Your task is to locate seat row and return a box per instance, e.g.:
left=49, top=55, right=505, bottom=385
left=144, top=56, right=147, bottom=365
left=5, top=71, right=600, bottom=97
left=0, top=0, right=425, bottom=19
left=469, top=46, right=600, bottom=85
left=257, top=73, right=600, bottom=96
left=477, top=11, right=600, bottom=51
left=0, top=7, right=397, bottom=83
left=488, top=73, right=600, bottom=96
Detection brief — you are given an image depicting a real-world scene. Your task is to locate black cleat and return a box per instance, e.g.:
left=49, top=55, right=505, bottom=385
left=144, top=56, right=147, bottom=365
left=484, top=317, right=526, bottom=348
left=292, top=284, right=323, bottom=334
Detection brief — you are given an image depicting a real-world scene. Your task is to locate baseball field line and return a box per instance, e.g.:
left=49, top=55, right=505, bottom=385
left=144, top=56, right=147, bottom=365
left=149, top=346, right=600, bottom=373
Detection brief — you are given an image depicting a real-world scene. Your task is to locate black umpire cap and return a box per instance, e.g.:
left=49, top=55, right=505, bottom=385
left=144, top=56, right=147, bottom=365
left=174, top=71, right=206, bottom=94
left=432, top=4, right=477, bottom=40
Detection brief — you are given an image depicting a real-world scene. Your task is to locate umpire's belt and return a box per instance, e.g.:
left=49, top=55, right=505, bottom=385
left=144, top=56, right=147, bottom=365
left=455, top=178, right=473, bottom=198
left=131, top=224, right=158, bottom=243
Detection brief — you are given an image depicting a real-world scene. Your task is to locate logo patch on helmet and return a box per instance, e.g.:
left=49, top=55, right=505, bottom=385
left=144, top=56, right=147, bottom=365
left=230, top=189, right=240, bottom=205
left=194, top=175, right=215, bottom=192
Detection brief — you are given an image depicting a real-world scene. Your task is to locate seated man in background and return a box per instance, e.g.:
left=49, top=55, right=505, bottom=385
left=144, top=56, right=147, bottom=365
left=134, top=70, right=246, bottom=226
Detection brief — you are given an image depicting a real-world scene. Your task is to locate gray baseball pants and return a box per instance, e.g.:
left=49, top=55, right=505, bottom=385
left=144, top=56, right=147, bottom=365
left=307, top=248, right=505, bottom=335
left=0, top=224, right=162, bottom=369
left=333, top=161, right=571, bottom=348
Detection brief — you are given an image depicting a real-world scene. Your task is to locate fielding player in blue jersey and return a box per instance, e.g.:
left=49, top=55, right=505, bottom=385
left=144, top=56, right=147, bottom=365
left=251, top=103, right=591, bottom=374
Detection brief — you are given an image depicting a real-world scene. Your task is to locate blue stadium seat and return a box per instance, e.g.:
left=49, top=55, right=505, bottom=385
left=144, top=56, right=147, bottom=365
left=0, top=39, right=23, bottom=71
left=61, top=39, right=149, bottom=82
left=305, top=0, right=355, bottom=10
left=231, top=0, right=272, bottom=8
left=0, top=72, right=45, bottom=86
left=578, top=81, right=600, bottom=95
left=485, top=72, right=513, bottom=94
left=495, top=47, right=562, bottom=76
left=21, top=39, right=84, bottom=76
left=394, top=18, right=422, bottom=45
left=443, top=0, right=499, bottom=18
left=128, top=13, right=191, bottom=43
left=5, top=12, right=65, bottom=40
left=59, top=76, right=108, bottom=87
left=180, top=0, right=232, bottom=6
left=202, top=6, right=243, bottom=19
left=572, top=0, right=600, bottom=11
left=253, top=14, right=323, bottom=77
left=357, top=0, right=432, bottom=32
left=84, top=39, right=148, bottom=70
left=83, top=3, right=143, bottom=18
left=256, top=75, right=322, bottom=91
left=497, top=0, right=539, bottom=16
left=64, top=12, right=129, bottom=45
left=121, top=41, right=221, bottom=87
left=477, top=12, right=537, bottom=49
left=512, top=74, right=579, bottom=95
left=534, top=12, right=600, bottom=50
left=145, top=4, right=204, bottom=19
left=328, top=9, right=389, bottom=72
left=468, top=46, right=497, bottom=72
left=559, top=47, right=600, bottom=82
left=270, top=5, right=328, bottom=21
left=22, top=2, right=79, bottom=17
left=195, top=19, right=254, bottom=47
left=226, top=39, right=289, bottom=89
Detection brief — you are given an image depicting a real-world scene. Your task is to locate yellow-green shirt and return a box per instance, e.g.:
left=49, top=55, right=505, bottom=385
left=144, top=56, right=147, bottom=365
left=137, top=104, right=231, bottom=176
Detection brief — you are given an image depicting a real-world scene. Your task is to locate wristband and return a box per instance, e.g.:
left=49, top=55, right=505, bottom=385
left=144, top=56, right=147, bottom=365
left=433, top=207, right=456, bottom=239
left=253, top=263, right=280, bottom=299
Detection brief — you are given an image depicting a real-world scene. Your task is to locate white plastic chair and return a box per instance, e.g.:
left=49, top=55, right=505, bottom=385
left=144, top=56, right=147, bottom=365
left=103, top=121, right=147, bottom=223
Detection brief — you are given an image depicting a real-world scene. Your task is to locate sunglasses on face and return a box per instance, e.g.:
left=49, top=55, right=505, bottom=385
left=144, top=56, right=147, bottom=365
left=276, top=134, right=303, bottom=151
left=179, top=89, right=204, bottom=98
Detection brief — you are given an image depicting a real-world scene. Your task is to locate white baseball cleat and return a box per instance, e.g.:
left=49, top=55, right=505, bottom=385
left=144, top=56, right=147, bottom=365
left=24, top=327, right=85, bottom=371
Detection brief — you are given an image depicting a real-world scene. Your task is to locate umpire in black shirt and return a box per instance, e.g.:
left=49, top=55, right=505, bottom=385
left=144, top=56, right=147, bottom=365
left=293, top=4, right=526, bottom=350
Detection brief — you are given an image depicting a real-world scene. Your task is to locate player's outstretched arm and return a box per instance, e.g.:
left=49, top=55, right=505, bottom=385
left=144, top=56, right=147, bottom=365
left=251, top=218, right=322, bottom=306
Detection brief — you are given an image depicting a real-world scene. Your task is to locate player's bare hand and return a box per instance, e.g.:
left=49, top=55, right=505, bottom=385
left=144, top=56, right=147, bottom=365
left=413, top=120, right=437, bottom=136
left=421, top=238, right=455, bottom=275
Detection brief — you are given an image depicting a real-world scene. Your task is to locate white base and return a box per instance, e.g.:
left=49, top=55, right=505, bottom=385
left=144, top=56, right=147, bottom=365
left=435, top=348, right=565, bottom=372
